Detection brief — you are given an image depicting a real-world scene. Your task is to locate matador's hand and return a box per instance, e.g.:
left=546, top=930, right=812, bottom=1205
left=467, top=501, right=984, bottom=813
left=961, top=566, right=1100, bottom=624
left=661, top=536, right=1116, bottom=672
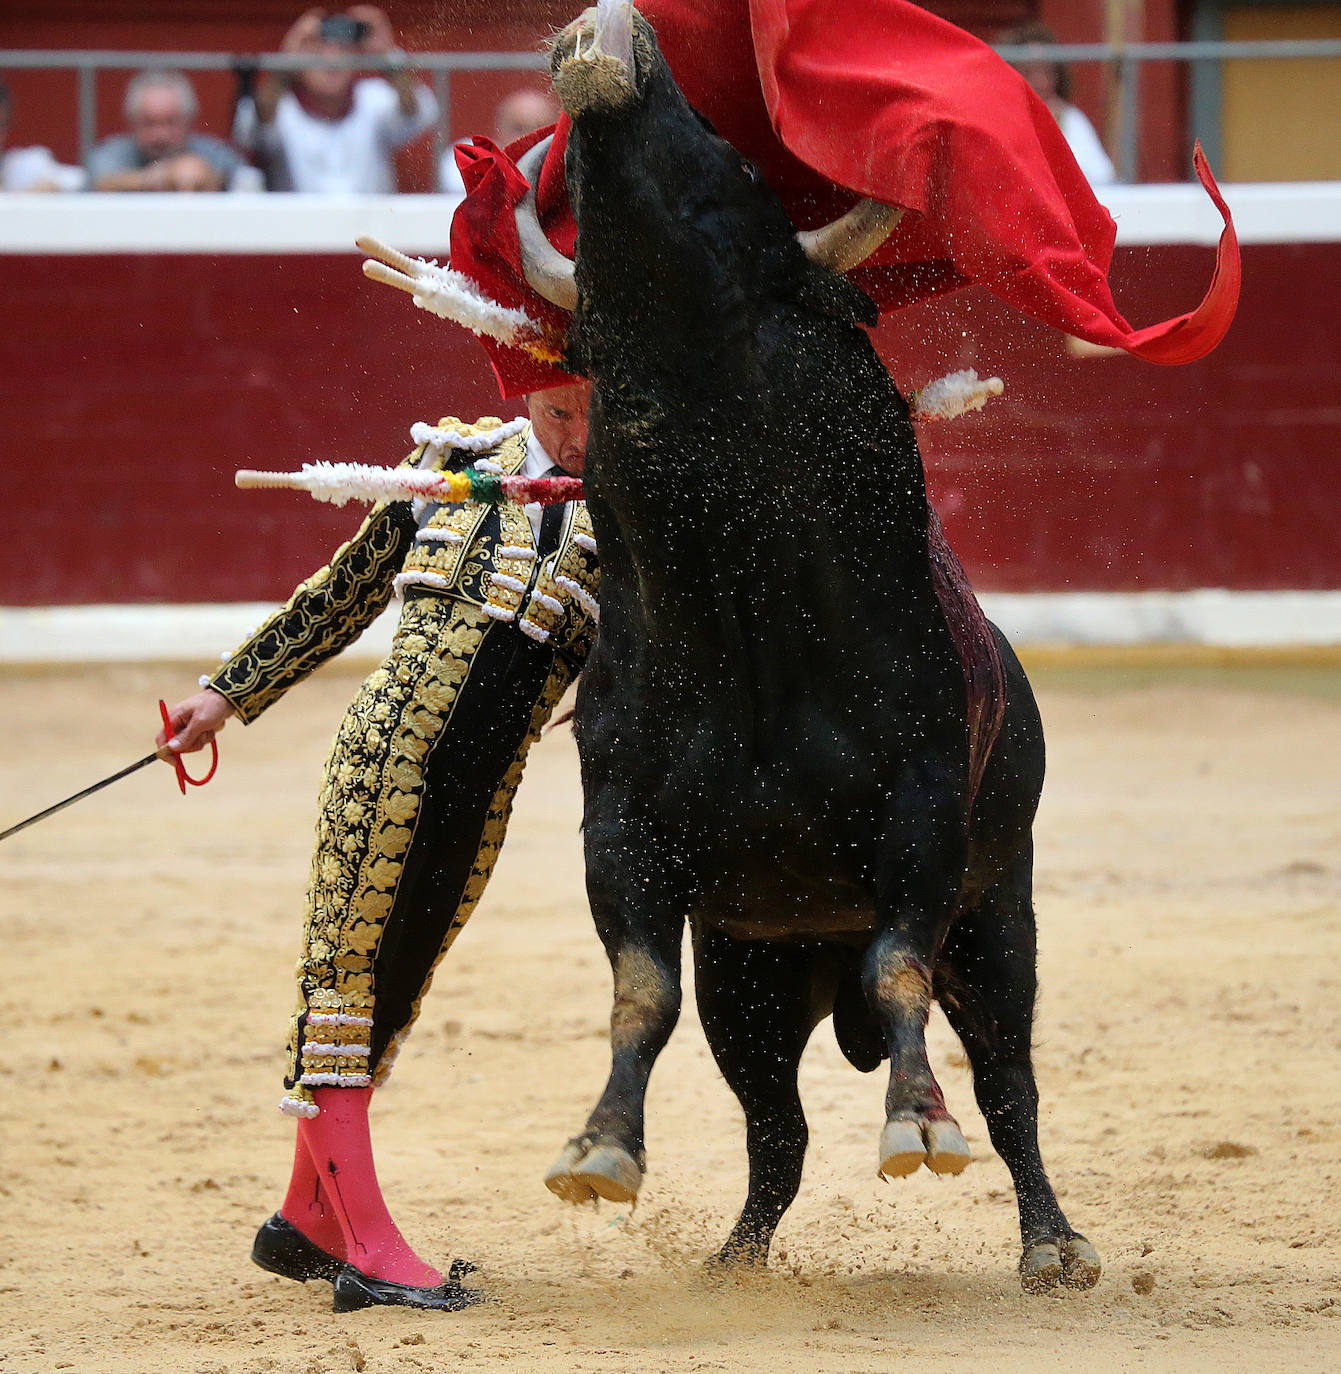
left=157, top=689, right=235, bottom=761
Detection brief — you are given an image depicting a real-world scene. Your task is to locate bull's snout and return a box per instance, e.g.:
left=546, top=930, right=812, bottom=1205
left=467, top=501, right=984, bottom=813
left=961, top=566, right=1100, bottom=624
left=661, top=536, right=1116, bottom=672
left=551, top=0, right=638, bottom=116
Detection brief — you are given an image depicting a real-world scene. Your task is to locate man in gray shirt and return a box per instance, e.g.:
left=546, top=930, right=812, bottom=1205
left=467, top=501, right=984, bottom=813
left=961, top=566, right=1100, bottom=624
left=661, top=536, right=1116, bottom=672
left=88, top=69, right=258, bottom=192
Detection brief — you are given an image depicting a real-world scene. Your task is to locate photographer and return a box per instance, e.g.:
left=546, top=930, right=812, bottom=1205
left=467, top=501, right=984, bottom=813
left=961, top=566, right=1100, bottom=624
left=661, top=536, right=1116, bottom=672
left=234, top=5, right=437, bottom=192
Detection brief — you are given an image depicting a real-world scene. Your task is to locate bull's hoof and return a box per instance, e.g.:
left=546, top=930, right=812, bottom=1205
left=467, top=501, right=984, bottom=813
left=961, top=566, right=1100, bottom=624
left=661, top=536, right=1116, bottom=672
left=544, top=1141, right=598, bottom=1204
left=578, top=1144, right=643, bottom=1202
left=705, top=1236, right=768, bottom=1272
left=923, top=1118, right=973, bottom=1174
left=878, top=1116, right=972, bottom=1179
left=1019, top=1234, right=1102, bottom=1294
left=1059, top=1234, right=1102, bottom=1290
left=544, top=1138, right=643, bottom=1206
left=1019, top=1239, right=1063, bottom=1293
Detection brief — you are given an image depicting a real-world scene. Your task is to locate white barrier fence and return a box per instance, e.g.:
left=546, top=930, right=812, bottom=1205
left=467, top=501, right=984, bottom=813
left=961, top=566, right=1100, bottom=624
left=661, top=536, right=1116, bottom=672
left=4, top=591, right=1341, bottom=664
left=3, top=181, right=1340, bottom=255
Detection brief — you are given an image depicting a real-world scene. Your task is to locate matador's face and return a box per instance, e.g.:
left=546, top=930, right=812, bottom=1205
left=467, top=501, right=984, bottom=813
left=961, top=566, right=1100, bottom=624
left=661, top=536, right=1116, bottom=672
left=527, top=381, right=593, bottom=477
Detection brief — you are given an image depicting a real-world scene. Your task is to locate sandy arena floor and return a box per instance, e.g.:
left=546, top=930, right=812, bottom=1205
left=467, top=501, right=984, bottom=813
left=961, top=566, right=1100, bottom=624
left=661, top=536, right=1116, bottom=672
left=1, top=659, right=1339, bottom=1373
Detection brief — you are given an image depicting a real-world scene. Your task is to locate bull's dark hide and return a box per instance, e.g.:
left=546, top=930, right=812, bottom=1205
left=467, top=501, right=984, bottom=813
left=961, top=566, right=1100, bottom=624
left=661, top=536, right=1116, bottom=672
left=543, top=3, right=1100, bottom=1292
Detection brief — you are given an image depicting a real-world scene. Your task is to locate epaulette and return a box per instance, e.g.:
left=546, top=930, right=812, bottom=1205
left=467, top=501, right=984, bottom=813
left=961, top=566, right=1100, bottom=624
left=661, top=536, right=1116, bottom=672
left=432, top=415, right=513, bottom=440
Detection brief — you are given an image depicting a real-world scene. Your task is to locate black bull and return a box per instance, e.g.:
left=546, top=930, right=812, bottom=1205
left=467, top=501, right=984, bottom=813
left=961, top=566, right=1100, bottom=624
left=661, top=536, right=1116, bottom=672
left=538, top=4, right=1100, bottom=1293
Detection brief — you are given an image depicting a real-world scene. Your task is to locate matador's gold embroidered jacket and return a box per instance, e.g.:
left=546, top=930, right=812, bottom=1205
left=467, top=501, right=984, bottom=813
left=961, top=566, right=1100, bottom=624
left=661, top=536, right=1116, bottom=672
left=200, top=418, right=599, bottom=1115
left=207, top=417, right=599, bottom=721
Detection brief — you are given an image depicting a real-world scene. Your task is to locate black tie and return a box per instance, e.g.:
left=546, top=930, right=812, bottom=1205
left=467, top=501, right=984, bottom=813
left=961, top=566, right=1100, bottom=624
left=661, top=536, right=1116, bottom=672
left=537, top=464, right=567, bottom=557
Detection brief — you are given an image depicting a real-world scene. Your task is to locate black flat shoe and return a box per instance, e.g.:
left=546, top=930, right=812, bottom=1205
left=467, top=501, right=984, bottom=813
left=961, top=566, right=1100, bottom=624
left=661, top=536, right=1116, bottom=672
left=332, top=1265, right=488, bottom=1313
left=251, top=1213, right=344, bottom=1284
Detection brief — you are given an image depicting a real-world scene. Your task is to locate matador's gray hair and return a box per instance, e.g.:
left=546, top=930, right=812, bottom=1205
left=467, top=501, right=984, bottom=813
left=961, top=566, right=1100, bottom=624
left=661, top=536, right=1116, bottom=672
left=124, top=68, right=199, bottom=123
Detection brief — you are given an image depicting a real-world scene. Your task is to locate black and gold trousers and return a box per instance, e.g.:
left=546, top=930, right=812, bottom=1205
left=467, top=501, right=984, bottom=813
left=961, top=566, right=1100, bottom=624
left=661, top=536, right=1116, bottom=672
left=278, top=591, right=579, bottom=1117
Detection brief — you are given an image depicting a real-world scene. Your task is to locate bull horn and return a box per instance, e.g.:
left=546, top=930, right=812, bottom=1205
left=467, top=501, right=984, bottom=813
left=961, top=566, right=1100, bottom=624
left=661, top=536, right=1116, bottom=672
left=591, top=0, right=635, bottom=77
left=514, top=135, right=578, bottom=312
left=797, top=199, right=903, bottom=274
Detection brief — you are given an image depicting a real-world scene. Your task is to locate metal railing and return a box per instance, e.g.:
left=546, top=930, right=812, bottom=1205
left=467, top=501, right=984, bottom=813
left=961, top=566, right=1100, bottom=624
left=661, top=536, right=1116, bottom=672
left=0, top=49, right=550, bottom=179
left=3, top=40, right=1341, bottom=184
left=994, top=39, right=1341, bottom=181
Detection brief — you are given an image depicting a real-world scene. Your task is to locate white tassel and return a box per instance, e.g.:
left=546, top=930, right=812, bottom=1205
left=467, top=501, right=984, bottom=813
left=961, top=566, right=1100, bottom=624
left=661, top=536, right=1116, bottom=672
left=574, top=532, right=598, bottom=554
left=298, top=1072, right=372, bottom=1088
left=490, top=573, right=527, bottom=594
left=362, top=241, right=547, bottom=347
left=415, top=528, right=464, bottom=545
left=238, top=461, right=460, bottom=508
left=405, top=269, right=540, bottom=342
left=473, top=458, right=505, bottom=475
left=910, top=370, right=1004, bottom=424
left=278, top=1095, right=320, bottom=1119
left=306, top=1013, right=374, bottom=1028
left=302, top=1042, right=372, bottom=1059
left=482, top=604, right=516, bottom=622
left=394, top=570, right=450, bottom=597
left=518, top=619, right=551, bottom=643
left=555, top=575, right=600, bottom=622
left=532, top=592, right=564, bottom=615
left=497, top=544, right=533, bottom=560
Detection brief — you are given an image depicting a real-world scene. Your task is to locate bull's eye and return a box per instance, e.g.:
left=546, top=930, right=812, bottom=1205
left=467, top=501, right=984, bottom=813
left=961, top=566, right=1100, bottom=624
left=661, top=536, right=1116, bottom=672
left=740, top=158, right=759, bottom=184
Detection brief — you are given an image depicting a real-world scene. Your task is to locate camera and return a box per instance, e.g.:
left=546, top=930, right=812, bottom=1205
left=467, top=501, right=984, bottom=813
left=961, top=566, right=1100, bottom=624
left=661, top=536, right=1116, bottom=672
left=319, top=14, right=371, bottom=45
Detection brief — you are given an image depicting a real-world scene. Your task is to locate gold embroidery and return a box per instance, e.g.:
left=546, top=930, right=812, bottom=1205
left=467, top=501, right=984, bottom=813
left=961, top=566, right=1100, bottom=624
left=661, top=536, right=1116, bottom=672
left=238, top=414, right=601, bottom=1102
left=401, top=426, right=531, bottom=601
left=283, top=596, right=488, bottom=1088
left=373, top=644, right=579, bottom=1083
left=209, top=487, right=419, bottom=724
left=546, top=503, right=601, bottom=659
left=482, top=501, right=535, bottom=620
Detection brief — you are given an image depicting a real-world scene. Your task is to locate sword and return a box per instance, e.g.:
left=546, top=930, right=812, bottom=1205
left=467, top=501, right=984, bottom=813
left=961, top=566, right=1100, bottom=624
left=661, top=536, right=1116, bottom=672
left=0, top=700, right=219, bottom=843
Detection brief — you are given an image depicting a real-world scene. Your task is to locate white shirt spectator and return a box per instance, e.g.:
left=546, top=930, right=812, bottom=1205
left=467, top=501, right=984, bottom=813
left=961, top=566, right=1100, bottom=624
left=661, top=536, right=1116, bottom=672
left=234, top=78, right=437, bottom=193
left=440, top=145, right=466, bottom=196
left=1057, top=103, right=1117, bottom=187
left=2, top=145, right=85, bottom=192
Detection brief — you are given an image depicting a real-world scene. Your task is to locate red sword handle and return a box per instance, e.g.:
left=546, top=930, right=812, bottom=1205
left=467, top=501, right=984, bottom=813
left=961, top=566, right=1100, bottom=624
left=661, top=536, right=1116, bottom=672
left=158, top=699, right=219, bottom=794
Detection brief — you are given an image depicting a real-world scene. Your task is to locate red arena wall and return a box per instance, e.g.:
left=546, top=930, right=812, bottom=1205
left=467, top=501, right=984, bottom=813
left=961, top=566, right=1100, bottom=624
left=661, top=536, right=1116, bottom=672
left=1, top=187, right=1337, bottom=606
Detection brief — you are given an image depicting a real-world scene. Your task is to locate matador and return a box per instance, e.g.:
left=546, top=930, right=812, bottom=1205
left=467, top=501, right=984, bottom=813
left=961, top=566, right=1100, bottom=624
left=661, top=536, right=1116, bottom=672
left=160, top=383, right=598, bottom=1311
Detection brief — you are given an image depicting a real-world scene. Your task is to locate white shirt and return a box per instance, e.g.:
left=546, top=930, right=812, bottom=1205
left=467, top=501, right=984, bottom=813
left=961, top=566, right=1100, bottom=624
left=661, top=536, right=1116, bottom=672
left=1, top=145, right=85, bottom=192
left=439, top=145, right=466, bottom=195
left=1058, top=104, right=1117, bottom=187
left=233, top=78, right=438, bottom=193
left=522, top=424, right=563, bottom=542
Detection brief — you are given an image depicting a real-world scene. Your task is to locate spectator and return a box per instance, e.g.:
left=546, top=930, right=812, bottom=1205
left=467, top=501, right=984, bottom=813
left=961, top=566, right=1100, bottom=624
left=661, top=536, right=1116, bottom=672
left=0, top=77, right=86, bottom=191
left=999, top=23, right=1117, bottom=187
left=234, top=6, right=437, bottom=192
left=87, top=69, right=254, bottom=192
left=439, top=87, right=559, bottom=194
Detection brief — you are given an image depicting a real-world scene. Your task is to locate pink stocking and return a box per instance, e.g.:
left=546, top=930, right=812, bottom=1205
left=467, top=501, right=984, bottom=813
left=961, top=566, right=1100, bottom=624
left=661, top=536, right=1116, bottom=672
left=294, top=1085, right=442, bottom=1287
left=279, top=1135, right=348, bottom=1259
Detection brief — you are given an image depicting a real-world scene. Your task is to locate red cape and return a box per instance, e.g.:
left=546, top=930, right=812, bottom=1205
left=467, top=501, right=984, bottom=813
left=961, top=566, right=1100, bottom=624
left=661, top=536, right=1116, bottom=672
left=451, top=0, right=1240, bottom=397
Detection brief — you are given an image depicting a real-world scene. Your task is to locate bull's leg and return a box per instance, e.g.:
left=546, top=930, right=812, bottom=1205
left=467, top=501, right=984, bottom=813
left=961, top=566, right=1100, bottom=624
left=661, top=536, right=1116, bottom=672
left=867, top=777, right=973, bottom=1178
left=545, top=826, right=684, bottom=1206
left=693, top=927, right=818, bottom=1267
left=937, top=852, right=1101, bottom=1293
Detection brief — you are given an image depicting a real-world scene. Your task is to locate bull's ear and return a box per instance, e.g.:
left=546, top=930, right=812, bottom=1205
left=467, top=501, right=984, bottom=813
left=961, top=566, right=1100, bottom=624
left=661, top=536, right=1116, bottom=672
left=793, top=261, right=879, bottom=327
